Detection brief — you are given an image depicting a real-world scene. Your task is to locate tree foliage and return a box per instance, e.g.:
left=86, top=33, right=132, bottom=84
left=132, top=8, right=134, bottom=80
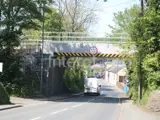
left=0, top=0, right=44, bottom=96
left=109, top=5, right=140, bottom=50
left=0, top=82, right=10, bottom=104
left=55, top=0, right=98, bottom=32
left=110, top=0, right=160, bottom=104
left=0, top=0, right=101, bottom=97
left=109, top=5, right=140, bottom=34
left=63, top=62, right=84, bottom=93
left=45, top=8, right=64, bottom=31
left=143, top=51, right=160, bottom=91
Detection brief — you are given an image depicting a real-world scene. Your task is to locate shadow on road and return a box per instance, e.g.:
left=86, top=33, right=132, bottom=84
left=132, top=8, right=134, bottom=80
left=9, top=83, right=129, bottom=105
left=33, top=86, right=129, bottom=104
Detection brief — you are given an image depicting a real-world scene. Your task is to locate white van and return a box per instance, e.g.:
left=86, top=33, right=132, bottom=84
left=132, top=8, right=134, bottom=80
left=84, top=77, right=101, bottom=96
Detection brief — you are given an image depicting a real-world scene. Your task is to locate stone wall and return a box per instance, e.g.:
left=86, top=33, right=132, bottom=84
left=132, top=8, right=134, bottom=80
left=147, top=90, right=160, bottom=112
left=46, top=66, right=68, bottom=96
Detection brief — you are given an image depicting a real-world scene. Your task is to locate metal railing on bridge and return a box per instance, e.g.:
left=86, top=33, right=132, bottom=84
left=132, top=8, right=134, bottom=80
left=19, top=32, right=133, bottom=55
left=21, top=32, right=131, bottom=44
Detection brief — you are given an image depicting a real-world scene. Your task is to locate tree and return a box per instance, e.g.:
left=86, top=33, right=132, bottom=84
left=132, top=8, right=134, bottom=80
left=109, top=5, right=140, bottom=34
left=54, top=1, right=98, bottom=88
left=55, top=0, right=98, bottom=32
left=109, top=5, right=140, bottom=50
left=110, top=5, right=144, bottom=103
left=45, top=8, right=64, bottom=32
left=0, top=0, right=44, bottom=96
left=23, top=7, right=64, bottom=40
left=0, top=0, right=43, bottom=55
left=109, top=0, right=160, bottom=104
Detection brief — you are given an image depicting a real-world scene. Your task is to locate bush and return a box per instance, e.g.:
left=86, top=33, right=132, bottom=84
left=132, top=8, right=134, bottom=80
left=140, top=89, right=151, bottom=105
left=125, top=55, right=139, bottom=103
left=63, top=64, right=84, bottom=93
left=12, top=85, right=30, bottom=97
left=143, top=51, right=160, bottom=91
left=5, top=79, right=34, bottom=97
left=0, top=82, right=10, bottom=104
left=0, top=56, right=34, bottom=97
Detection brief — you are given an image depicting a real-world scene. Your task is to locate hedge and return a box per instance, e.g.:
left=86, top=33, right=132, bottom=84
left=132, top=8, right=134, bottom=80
left=0, top=82, right=10, bottom=104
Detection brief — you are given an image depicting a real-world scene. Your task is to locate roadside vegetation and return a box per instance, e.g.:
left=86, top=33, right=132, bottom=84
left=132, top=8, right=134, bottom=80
left=63, top=63, right=84, bottom=93
left=0, top=82, right=10, bottom=104
left=0, top=0, right=98, bottom=97
left=110, top=0, right=160, bottom=104
left=63, top=57, right=94, bottom=93
left=0, top=0, right=46, bottom=97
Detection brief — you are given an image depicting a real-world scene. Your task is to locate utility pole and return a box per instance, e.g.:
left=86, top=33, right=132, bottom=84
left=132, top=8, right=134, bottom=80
left=138, top=0, right=144, bottom=104
left=0, top=0, right=2, bottom=22
left=40, top=1, right=45, bottom=94
left=116, top=59, right=119, bottom=85
left=141, top=0, right=144, bottom=15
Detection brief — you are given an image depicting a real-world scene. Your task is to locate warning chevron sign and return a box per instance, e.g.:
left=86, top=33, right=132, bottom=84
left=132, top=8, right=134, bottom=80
left=54, top=52, right=130, bottom=58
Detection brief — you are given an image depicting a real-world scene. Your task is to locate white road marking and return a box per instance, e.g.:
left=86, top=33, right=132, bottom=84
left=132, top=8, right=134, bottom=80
left=30, top=117, right=41, bottom=120
left=50, top=98, right=95, bottom=115
left=51, top=108, right=68, bottom=115
left=72, top=104, right=83, bottom=108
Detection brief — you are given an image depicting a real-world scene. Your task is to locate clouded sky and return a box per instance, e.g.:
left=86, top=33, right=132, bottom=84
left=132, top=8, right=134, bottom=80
left=89, top=0, right=139, bottom=36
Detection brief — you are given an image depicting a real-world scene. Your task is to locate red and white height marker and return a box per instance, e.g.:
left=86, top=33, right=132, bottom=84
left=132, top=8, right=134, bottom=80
left=89, top=46, right=98, bottom=56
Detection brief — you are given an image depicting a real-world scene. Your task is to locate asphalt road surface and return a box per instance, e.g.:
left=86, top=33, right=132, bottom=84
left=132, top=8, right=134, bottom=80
left=0, top=81, right=123, bottom=120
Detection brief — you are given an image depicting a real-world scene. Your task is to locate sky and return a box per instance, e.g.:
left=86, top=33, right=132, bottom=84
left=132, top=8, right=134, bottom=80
left=89, top=0, right=139, bottom=37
